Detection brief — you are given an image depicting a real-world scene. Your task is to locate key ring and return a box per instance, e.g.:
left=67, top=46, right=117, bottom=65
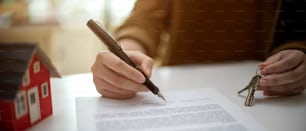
left=256, top=67, right=263, bottom=77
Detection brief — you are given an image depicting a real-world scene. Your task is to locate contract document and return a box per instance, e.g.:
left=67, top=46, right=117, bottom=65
left=76, top=88, right=266, bottom=131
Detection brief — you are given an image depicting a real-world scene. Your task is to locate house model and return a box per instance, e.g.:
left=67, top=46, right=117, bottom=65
left=0, top=43, right=61, bottom=131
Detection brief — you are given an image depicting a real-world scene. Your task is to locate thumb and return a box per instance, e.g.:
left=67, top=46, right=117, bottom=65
left=127, top=51, right=154, bottom=77
left=259, top=51, right=285, bottom=75
left=259, top=52, right=282, bottom=69
left=140, top=58, right=153, bottom=77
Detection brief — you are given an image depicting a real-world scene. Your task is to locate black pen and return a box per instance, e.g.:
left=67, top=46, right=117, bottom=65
left=87, top=19, right=166, bottom=101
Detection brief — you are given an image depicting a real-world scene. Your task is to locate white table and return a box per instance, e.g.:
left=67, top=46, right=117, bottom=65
left=28, top=61, right=306, bottom=131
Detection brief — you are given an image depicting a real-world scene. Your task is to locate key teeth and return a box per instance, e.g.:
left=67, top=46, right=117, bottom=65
left=239, top=73, right=261, bottom=107
left=238, top=86, right=248, bottom=94
left=245, top=102, right=253, bottom=106
left=244, top=98, right=254, bottom=106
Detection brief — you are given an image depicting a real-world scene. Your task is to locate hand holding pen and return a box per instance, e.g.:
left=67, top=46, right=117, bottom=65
left=88, top=19, right=166, bottom=100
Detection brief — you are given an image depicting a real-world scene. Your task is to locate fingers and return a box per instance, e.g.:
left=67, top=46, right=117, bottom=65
left=100, top=52, right=145, bottom=83
left=94, top=60, right=146, bottom=92
left=263, top=86, right=305, bottom=96
left=100, top=89, right=135, bottom=99
left=94, top=76, right=135, bottom=94
left=260, top=59, right=306, bottom=86
left=93, top=71, right=145, bottom=99
left=259, top=52, right=281, bottom=68
left=259, top=67, right=306, bottom=96
left=92, top=51, right=153, bottom=99
left=258, top=50, right=306, bottom=96
left=261, top=77, right=305, bottom=92
left=95, top=83, right=136, bottom=99
left=260, top=50, right=304, bottom=75
left=128, top=51, right=154, bottom=77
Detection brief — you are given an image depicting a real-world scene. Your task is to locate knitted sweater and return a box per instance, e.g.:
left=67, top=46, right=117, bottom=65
left=116, top=0, right=306, bottom=65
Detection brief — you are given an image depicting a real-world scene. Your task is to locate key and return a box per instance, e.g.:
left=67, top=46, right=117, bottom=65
left=238, top=75, right=260, bottom=94
left=238, top=85, right=249, bottom=94
left=238, top=75, right=261, bottom=106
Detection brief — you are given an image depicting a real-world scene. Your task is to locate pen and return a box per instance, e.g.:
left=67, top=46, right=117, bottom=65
left=87, top=19, right=166, bottom=101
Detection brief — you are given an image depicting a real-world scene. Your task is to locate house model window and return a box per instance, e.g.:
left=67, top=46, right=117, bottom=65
left=22, top=70, right=30, bottom=86
left=14, top=91, right=27, bottom=119
left=41, top=82, right=49, bottom=98
left=33, top=61, right=40, bottom=73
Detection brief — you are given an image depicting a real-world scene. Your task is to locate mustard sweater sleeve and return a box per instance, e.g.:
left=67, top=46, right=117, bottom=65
left=115, top=0, right=170, bottom=57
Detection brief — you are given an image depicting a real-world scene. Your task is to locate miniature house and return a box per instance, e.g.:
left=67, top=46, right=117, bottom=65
left=0, top=43, right=61, bottom=131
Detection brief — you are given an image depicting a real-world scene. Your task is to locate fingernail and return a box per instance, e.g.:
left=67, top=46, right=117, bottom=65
left=140, top=63, right=149, bottom=77
left=137, top=75, right=146, bottom=83
left=145, top=69, right=151, bottom=78
left=145, top=64, right=152, bottom=77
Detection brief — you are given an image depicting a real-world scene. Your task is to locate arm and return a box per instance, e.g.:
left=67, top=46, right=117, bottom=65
left=92, top=0, right=170, bottom=99
left=115, top=0, right=170, bottom=57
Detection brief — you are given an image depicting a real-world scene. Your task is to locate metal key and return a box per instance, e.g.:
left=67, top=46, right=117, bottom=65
left=238, top=73, right=262, bottom=106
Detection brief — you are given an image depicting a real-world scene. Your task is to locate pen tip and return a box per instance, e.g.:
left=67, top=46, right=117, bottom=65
left=157, top=92, right=166, bottom=101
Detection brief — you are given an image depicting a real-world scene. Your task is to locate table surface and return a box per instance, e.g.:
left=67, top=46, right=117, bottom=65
left=27, top=61, right=306, bottom=131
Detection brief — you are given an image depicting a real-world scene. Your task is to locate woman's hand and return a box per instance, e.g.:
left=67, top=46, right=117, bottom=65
left=92, top=39, right=153, bottom=99
left=258, top=49, right=306, bottom=96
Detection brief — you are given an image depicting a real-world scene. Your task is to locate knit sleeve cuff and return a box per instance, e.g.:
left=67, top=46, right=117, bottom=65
left=270, top=41, right=306, bottom=56
left=115, top=26, right=157, bottom=57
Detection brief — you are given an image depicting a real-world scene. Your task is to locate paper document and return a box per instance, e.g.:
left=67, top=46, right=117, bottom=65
left=76, top=88, right=266, bottom=131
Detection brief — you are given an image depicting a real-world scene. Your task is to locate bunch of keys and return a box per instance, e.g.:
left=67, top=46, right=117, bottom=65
left=238, top=68, right=262, bottom=106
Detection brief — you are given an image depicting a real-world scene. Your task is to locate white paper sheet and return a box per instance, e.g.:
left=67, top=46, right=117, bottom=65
left=76, top=88, right=266, bottom=131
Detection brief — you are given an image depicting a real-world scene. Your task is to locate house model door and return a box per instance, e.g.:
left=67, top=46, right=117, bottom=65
left=27, top=87, right=41, bottom=124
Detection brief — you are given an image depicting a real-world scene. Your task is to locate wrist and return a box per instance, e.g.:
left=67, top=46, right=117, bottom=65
left=118, top=38, right=147, bottom=54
